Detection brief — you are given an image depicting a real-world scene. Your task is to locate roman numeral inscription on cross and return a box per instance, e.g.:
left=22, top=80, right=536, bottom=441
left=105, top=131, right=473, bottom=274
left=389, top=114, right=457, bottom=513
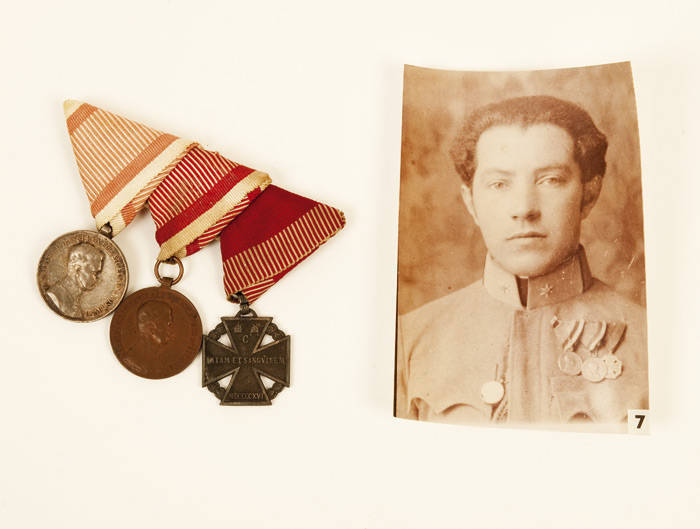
left=203, top=316, right=290, bottom=405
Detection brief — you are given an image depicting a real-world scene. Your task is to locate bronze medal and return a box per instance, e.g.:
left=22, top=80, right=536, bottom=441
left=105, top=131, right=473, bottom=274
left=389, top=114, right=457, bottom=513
left=37, top=228, right=128, bottom=322
left=109, top=258, right=202, bottom=379
left=581, top=357, right=607, bottom=382
left=603, top=354, right=623, bottom=379
left=557, top=350, right=583, bottom=376
left=203, top=297, right=290, bottom=405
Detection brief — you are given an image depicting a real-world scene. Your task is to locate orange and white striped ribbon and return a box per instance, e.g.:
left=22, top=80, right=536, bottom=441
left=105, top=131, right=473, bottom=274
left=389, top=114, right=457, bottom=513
left=63, top=100, right=195, bottom=235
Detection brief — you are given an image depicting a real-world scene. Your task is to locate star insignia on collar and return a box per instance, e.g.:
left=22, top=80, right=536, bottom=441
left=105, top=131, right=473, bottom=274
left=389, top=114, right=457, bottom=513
left=538, top=283, right=553, bottom=297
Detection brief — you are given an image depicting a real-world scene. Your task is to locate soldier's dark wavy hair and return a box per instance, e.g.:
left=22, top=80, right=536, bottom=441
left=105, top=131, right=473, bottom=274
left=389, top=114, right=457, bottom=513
left=451, top=95, right=608, bottom=187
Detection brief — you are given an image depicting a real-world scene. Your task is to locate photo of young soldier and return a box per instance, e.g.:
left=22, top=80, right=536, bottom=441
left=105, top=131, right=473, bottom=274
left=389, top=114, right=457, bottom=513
left=394, top=62, right=649, bottom=431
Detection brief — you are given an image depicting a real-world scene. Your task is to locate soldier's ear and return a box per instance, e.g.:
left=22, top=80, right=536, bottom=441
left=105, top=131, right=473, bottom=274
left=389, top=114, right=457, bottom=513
left=460, top=183, right=479, bottom=225
left=581, top=175, right=602, bottom=219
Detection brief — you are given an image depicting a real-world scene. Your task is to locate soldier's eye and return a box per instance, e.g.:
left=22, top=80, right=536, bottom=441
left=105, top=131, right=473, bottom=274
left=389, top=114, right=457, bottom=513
left=488, top=180, right=507, bottom=190
left=538, top=175, right=563, bottom=186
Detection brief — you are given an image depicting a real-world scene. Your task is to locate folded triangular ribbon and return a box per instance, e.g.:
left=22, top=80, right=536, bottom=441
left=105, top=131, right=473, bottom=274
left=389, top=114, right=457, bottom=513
left=149, top=145, right=270, bottom=260
left=220, top=185, right=346, bottom=302
left=64, top=100, right=345, bottom=301
left=63, top=100, right=196, bottom=235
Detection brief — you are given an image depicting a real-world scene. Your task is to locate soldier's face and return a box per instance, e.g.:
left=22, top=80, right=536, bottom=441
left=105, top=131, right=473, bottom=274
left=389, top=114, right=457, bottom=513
left=462, top=123, right=595, bottom=278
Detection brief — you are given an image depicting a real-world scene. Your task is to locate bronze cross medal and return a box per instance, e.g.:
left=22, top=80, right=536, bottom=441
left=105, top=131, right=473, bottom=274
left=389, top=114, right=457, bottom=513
left=203, top=311, right=290, bottom=405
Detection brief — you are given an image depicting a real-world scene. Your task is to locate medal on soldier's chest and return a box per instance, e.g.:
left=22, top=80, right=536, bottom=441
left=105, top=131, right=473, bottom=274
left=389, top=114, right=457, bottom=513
left=557, top=350, right=583, bottom=376
left=551, top=317, right=625, bottom=382
left=581, top=356, right=608, bottom=382
left=602, top=354, right=623, bottom=379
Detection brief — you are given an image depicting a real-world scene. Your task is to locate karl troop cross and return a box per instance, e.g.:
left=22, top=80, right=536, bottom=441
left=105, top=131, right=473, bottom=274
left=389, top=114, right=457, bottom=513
left=203, top=316, right=290, bottom=405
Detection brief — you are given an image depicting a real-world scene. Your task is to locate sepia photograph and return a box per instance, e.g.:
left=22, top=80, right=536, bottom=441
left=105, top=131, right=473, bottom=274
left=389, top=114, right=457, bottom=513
left=4, top=1, right=700, bottom=526
left=395, top=62, right=649, bottom=431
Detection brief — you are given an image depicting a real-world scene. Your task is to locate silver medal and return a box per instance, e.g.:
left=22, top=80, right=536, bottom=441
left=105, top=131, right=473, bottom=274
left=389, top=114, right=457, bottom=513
left=558, top=351, right=583, bottom=376
left=37, top=229, right=128, bottom=322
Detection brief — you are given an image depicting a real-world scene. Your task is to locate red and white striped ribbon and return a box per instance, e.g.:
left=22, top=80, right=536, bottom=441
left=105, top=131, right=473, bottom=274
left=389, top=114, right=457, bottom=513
left=219, top=185, right=346, bottom=303
left=63, top=100, right=345, bottom=302
left=149, top=145, right=270, bottom=260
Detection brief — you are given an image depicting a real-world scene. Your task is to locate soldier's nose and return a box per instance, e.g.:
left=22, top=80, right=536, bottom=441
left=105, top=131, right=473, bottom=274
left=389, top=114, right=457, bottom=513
left=510, top=184, right=541, bottom=221
left=511, top=206, right=541, bottom=222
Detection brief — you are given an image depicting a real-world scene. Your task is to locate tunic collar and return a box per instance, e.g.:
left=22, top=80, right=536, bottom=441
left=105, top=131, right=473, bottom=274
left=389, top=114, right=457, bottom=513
left=483, top=246, right=593, bottom=310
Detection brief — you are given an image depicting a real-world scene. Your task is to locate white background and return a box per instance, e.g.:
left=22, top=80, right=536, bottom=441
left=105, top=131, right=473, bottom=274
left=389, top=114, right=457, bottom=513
left=1, top=1, right=699, bottom=527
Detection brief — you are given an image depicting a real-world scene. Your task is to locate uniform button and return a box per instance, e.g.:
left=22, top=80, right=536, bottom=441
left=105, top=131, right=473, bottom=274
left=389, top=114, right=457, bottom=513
left=480, top=380, right=505, bottom=405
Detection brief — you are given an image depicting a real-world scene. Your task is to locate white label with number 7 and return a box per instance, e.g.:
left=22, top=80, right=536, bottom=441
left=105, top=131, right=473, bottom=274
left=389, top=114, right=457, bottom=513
left=627, top=409, right=650, bottom=435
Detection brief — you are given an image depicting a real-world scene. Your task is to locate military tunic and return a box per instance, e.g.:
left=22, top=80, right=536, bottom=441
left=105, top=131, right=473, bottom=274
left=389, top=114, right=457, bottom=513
left=395, top=247, right=648, bottom=429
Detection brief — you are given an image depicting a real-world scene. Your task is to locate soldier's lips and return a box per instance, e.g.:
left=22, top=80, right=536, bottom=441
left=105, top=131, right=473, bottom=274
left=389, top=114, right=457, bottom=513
left=507, top=232, right=546, bottom=240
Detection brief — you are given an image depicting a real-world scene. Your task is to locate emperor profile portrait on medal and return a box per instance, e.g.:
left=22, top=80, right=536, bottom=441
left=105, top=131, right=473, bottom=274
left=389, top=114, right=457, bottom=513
left=394, top=63, right=649, bottom=431
left=110, top=284, right=202, bottom=379
left=37, top=229, right=128, bottom=322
